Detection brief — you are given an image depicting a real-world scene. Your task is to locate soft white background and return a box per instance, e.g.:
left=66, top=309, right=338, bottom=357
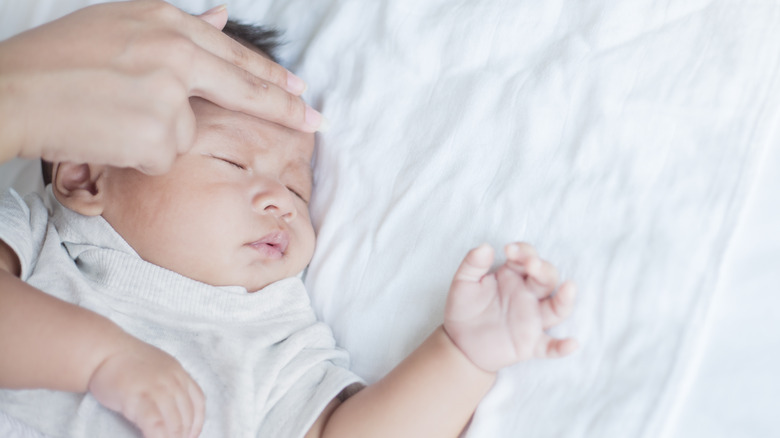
left=1, top=1, right=779, bottom=437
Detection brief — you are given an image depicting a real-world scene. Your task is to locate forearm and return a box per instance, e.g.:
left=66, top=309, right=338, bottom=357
left=322, top=327, right=496, bottom=438
left=0, top=269, right=129, bottom=392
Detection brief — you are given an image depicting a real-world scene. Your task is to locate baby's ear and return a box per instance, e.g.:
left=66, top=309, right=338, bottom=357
left=52, top=162, right=107, bottom=216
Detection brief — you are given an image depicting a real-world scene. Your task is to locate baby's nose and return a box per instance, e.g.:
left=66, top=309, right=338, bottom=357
left=252, top=182, right=296, bottom=221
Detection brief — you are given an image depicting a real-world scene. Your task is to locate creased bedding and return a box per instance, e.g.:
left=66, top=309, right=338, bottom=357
left=1, top=0, right=779, bottom=437
left=283, top=1, right=780, bottom=437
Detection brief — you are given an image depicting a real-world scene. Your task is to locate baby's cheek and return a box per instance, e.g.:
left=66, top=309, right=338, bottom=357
left=300, top=225, right=317, bottom=265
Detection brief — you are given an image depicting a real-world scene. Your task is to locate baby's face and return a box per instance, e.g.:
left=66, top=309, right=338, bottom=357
left=100, top=98, right=316, bottom=292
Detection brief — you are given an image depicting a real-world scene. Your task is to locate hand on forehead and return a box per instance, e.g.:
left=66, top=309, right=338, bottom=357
left=188, top=97, right=315, bottom=195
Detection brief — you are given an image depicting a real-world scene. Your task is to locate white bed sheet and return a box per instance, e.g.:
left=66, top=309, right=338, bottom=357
left=669, top=132, right=780, bottom=438
left=1, top=1, right=779, bottom=437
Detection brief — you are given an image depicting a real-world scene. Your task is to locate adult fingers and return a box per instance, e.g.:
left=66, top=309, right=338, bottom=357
left=197, top=5, right=228, bottom=30
left=180, top=8, right=307, bottom=96
left=139, top=2, right=319, bottom=132
left=185, top=47, right=323, bottom=132
left=128, top=1, right=302, bottom=95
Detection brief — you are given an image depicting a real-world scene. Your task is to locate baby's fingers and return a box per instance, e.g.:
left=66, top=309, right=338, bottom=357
left=453, top=244, right=495, bottom=283
left=126, top=382, right=203, bottom=438
left=171, top=384, right=194, bottom=438
left=188, top=379, right=205, bottom=438
left=158, top=394, right=186, bottom=438
left=540, top=281, right=577, bottom=329
left=534, top=335, right=579, bottom=359
left=505, top=243, right=559, bottom=297
left=126, top=398, right=169, bottom=438
left=172, top=376, right=205, bottom=438
left=504, top=242, right=538, bottom=267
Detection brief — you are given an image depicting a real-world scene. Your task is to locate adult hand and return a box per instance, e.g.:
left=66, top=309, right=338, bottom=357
left=0, top=0, right=324, bottom=174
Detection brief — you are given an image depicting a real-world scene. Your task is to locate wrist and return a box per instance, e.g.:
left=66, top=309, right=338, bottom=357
left=436, top=325, right=498, bottom=379
left=79, top=317, right=139, bottom=392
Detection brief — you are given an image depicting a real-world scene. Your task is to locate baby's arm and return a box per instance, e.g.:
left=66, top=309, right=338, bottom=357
left=308, top=242, right=577, bottom=438
left=0, top=240, right=204, bottom=438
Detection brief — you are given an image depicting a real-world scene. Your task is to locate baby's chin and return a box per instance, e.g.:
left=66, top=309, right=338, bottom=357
left=183, top=262, right=308, bottom=293
left=245, top=281, right=274, bottom=293
left=242, top=271, right=301, bottom=293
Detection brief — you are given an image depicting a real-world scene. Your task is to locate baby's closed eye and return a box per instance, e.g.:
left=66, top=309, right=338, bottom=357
left=287, top=186, right=308, bottom=204
left=210, top=155, right=246, bottom=170
left=206, top=153, right=310, bottom=203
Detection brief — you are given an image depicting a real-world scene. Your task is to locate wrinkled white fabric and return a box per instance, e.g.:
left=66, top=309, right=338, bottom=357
left=280, top=2, right=780, bottom=437
left=1, top=1, right=779, bottom=437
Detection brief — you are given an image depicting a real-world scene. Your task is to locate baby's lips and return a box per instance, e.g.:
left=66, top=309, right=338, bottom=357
left=248, top=230, right=289, bottom=256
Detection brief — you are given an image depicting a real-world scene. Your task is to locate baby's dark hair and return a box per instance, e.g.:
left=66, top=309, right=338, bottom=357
left=223, top=20, right=282, bottom=63
left=41, top=20, right=282, bottom=186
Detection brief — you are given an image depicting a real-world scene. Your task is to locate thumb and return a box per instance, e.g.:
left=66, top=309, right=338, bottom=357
left=453, top=244, right=494, bottom=283
left=198, top=5, right=228, bottom=29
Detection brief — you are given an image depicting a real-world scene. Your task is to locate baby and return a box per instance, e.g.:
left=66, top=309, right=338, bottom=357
left=0, top=21, right=577, bottom=438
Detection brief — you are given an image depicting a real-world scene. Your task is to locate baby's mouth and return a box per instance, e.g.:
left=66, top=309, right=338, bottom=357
left=247, top=231, right=289, bottom=259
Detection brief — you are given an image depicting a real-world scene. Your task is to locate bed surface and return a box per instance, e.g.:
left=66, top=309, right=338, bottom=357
left=1, top=1, right=779, bottom=437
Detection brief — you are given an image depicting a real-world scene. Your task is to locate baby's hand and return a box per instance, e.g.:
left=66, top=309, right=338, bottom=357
left=87, top=338, right=205, bottom=438
left=444, top=243, right=578, bottom=372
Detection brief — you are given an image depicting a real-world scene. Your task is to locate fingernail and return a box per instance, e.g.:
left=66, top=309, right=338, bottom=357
left=527, top=258, right=541, bottom=276
left=305, top=105, right=330, bottom=133
left=202, top=4, right=227, bottom=16
left=286, top=71, right=307, bottom=95
left=475, top=243, right=492, bottom=256
left=317, top=115, right=331, bottom=133
left=506, top=243, right=520, bottom=258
